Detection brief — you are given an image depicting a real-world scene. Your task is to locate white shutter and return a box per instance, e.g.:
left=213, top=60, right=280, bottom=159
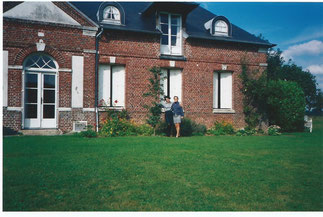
left=112, top=65, right=125, bottom=107
left=160, top=69, right=168, bottom=99
left=220, top=72, right=232, bottom=109
left=3, top=50, right=8, bottom=107
left=170, top=69, right=182, bottom=102
left=98, top=64, right=111, bottom=106
left=213, top=72, right=218, bottom=108
left=72, top=56, right=84, bottom=108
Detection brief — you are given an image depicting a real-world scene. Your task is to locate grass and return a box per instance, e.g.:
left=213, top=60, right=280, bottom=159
left=3, top=117, right=323, bottom=211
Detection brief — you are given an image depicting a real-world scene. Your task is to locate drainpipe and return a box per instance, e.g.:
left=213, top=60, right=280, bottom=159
left=95, top=27, right=104, bottom=132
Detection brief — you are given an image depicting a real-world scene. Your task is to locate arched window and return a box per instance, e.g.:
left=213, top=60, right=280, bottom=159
left=24, top=53, right=57, bottom=71
left=214, top=20, right=228, bottom=36
left=103, top=6, right=121, bottom=24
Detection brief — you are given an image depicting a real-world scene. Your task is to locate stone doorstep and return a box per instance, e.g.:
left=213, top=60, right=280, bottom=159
left=20, top=129, right=63, bottom=136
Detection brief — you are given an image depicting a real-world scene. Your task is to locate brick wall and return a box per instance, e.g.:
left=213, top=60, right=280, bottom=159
left=3, top=5, right=97, bottom=132
left=98, top=31, right=267, bottom=129
left=3, top=12, right=268, bottom=132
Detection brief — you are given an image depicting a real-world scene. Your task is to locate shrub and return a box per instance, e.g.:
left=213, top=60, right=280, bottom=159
left=267, top=125, right=281, bottom=136
left=180, top=118, right=193, bottom=137
left=207, top=121, right=235, bottom=135
left=80, top=125, right=97, bottom=138
left=99, top=109, right=154, bottom=137
left=155, top=121, right=168, bottom=136
left=266, top=80, right=305, bottom=132
left=3, top=127, right=22, bottom=136
left=105, top=109, right=130, bottom=120
left=235, top=128, right=257, bottom=136
left=99, top=117, right=137, bottom=137
left=156, top=118, right=205, bottom=137
left=191, top=121, right=207, bottom=136
left=136, top=124, right=154, bottom=136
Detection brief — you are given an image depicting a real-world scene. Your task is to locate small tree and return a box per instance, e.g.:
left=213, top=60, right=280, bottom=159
left=266, top=80, right=305, bottom=132
left=240, top=63, right=268, bottom=129
left=143, top=66, right=164, bottom=135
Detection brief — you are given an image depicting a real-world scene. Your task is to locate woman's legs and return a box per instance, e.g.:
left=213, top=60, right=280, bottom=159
left=175, top=123, right=180, bottom=137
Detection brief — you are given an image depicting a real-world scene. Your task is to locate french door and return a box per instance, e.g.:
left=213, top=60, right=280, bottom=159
left=24, top=72, right=56, bottom=128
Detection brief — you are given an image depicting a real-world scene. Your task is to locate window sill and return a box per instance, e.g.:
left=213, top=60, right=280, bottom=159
left=98, top=106, right=125, bottom=111
left=160, top=55, right=186, bottom=61
left=213, top=108, right=235, bottom=114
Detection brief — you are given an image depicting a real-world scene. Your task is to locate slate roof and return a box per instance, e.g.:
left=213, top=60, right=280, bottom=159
left=70, top=2, right=274, bottom=47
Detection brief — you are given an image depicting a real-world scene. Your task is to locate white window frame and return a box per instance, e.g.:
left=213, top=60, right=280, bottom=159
left=213, top=71, right=234, bottom=113
left=102, top=6, right=121, bottom=25
left=159, top=12, right=182, bottom=56
left=214, top=20, right=228, bottom=36
left=98, top=64, right=125, bottom=108
left=160, top=68, right=182, bottom=103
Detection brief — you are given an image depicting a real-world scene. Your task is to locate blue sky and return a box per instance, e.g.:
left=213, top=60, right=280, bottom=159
left=201, top=2, right=323, bottom=90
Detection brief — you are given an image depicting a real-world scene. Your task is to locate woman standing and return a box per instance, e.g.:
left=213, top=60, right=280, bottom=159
left=171, top=96, right=184, bottom=138
left=161, top=96, right=173, bottom=137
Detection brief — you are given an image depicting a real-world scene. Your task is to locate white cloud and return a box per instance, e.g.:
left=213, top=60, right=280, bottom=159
left=306, top=64, right=323, bottom=75
left=282, top=40, right=323, bottom=61
left=281, top=28, right=323, bottom=46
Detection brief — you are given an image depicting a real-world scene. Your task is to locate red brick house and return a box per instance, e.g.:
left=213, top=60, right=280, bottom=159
left=2, top=1, right=274, bottom=134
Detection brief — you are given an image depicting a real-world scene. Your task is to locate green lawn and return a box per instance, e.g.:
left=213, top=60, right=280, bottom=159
left=3, top=117, right=323, bottom=211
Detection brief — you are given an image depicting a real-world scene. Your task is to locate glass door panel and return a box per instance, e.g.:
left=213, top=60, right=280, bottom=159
left=41, top=74, right=56, bottom=128
left=24, top=73, right=41, bottom=128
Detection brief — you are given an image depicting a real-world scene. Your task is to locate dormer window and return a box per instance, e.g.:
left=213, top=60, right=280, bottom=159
left=214, top=20, right=228, bottom=36
left=159, top=12, right=182, bottom=56
left=97, top=2, right=125, bottom=25
left=103, top=6, right=121, bottom=24
left=204, top=16, right=231, bottom=37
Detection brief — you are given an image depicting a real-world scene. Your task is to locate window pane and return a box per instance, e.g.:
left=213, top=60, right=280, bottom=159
left=171, top=26, right=179, bottom=36
left=25, top=89, right=37, bottom=103
left=171, top=15, right=180, bottom=25
left=160, top=14, right=168, bottom=23
left=215, top=20, right=228, bottom=33
left=161, top=24, right=168, bottom=34
left=25, top=104, right=37, bottom=118
left=47, top=59, right=56, bottom=68
left=44, top=75, right=55, bottom=88
left=44, top=90, right=55, bottom=103
left=112, top=7, right=120, bottom=20
left=171, top=36, right=177, bottom=46
left=26, top=74, right=38, bottom=88
left=161, top=35, right=169, bottom=45
left=43, top=105, right=55, bottom=118
left=42, top=55, right=51, bottom=69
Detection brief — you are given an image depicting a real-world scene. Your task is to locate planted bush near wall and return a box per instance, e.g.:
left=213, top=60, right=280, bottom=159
left=207, top=121, right=235, bottom=136
left=98, top=109, right=153, bottom=137
left=156, top=118, right=206, bottom=137
left=79, top=125, right=97, bottom=138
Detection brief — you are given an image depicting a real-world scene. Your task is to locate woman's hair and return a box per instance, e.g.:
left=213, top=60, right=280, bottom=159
left=164, top=95, right=170, bottom=100
left=174, top=96, right=179, bottom=100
